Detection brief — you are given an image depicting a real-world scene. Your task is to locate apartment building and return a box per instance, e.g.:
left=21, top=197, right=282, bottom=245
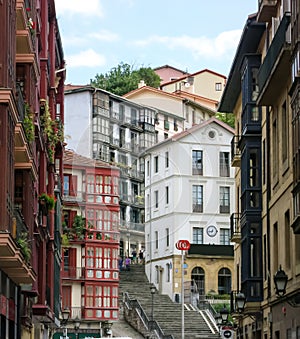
left=0, top=0, right=65, bottom=338
left=124, top=85, right=216, bottom=131
left=142, top=117, right=235, bottom=302
left=64, top=86, right=157, bottom=256
left=219, top=1, right=300, bottom=337
left=59, top=149, right=120, bottom=337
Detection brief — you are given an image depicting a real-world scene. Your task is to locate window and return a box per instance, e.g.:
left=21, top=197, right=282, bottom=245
left=165, top=186, right=169, bottom=204
left=165, top=151, right=169, bottom=168
left=282, top=101, right=288, bottom=163
left=193, top=227, right=203, bottom=244
left=166, top=263, right=171, bottom=282
left=220, top=228, right=230, bottom=245
left=193, top=185, right=203, bottom=212
left=220, top=152, right=230, bottom=177
left=155, top=231, right=158, bottom=249
left=192, top=150, right=203, bottom=175
left=218, top=268, right=231, bottom=294
left=220, top=186, right=230, bottom=213
left=164, top=133, right=168, bottom=140
left=147, top=160, right=150, bottom=177
left=166, top=228, right=169, bottom=247
left=174, top=119, right=178, bottom=131
left=64, top=174, right=78, bottom=197
left=154, top=190, right=158, bottom=208
left=215, top=82, right=222, bottom=91
left=154, top=156, right=158, bottom=173
left=164, top=117, right=169, bottom=130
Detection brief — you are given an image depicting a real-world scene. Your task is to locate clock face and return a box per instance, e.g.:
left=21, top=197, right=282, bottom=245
left=207, top=225, right=217, bottom=237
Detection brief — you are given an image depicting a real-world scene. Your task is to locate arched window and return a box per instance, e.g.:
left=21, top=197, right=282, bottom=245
left=191, top=267, right=205, bottom=295
left=218, top=268, right=231, bottom=294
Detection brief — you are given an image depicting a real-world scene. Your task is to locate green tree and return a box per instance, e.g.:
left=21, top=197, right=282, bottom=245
left=216, top=112, right=235, bottom=129
left=90, top=62, right=161, bottom=96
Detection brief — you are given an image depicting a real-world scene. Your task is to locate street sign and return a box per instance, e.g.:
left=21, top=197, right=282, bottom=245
left=176, top=240, right=190, bottom=251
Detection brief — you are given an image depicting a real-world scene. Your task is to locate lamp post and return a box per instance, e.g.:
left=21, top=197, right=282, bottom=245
left=150, top=284, right=156, bottom=330
left=220, top=304, right=229, bottom=324
left=103, top=320, right=113, bottom=338
left=61, top=308, right=70, bottom=339
left=274, top=265, right=288, bottom=296
left=74, top=316, right=80, bottom=339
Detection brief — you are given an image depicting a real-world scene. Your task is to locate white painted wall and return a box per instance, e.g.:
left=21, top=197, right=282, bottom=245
left=144, top=120, right=235, bottom=299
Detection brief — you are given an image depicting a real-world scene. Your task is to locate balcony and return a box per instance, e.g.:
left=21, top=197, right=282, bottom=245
left=0, top=209, right=36, bottom=285
left=257, top=13, right=292, bottom=105
left=187, top=244, right=234, bottom=257
left=231, top=135, right=241, bottom=167
left=257, top=0, right=278, bottom=23
left=120, top=220, right=145, bottom=233
left=230, top=213, right=241, bottom=243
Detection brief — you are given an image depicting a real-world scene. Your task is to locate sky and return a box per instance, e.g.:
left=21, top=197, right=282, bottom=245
left=55, top=0, right=258, bottom=85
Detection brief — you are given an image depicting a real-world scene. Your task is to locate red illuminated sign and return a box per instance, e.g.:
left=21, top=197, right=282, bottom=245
left=176, top=240, right=190, bottom=251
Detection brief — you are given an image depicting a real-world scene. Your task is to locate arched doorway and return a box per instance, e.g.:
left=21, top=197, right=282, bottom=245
left=191, top=267, right=205, bottom=296
left=218, top=267, right=231, bottom=294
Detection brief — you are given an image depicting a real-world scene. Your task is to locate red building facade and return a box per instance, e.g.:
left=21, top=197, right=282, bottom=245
left=0, top=0, right=65, bottom=338
left=61, top=150, right=120, bottom=337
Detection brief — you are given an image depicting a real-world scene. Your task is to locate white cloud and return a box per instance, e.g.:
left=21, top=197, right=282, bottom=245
left=133, top=30, right=242, bottom=60
left=88, top=30, right=119, bottom=42
left=66, top=49, right=106, bottom=68
left=55, top=0, right=104, bottom=17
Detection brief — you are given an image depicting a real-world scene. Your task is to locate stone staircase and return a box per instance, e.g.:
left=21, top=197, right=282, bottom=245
left=119, top=264, right=221, bottom=339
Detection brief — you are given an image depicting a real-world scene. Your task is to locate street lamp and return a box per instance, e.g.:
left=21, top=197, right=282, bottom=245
left=61, top=308, right=70, bottom=339
left=235, top=292, right=246, bottom=313
left=74, top=316, right=80, bottom=339
left=150, top=284, right=156, bottom=329
left=274, top=265, right=288, bottom=296
left=220, top=304, right=229, bottom=324
left=103, top=320, right=113, bottom=338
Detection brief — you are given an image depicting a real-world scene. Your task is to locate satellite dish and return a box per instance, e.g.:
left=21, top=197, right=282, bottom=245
left=184, top=82, right=190, bottom=88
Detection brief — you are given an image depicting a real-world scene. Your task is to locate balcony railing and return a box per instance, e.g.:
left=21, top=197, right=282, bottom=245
left=63, top=191, right=85, bottom=202
left=188, top=244, right=234, bottom=256
left=257, top=13, right=292, bottom=105
left=230, top=213, right=241, bottom=243
left=120, top=220, right=145, bottom=233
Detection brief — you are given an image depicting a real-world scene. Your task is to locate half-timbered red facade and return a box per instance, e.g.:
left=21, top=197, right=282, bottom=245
left=0, top=0, right=65, bottom=338
left=62, top=149, right=120, bottom=337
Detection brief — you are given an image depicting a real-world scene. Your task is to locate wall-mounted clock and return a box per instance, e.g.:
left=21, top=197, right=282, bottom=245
left=206, top=225, right=218, bottom=237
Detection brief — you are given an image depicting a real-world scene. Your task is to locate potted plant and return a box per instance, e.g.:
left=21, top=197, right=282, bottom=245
left=17, top=232, right=31, bottom=263
left=38, top=193, right=55, bottom=211
left=72, top=215, right=86, bottom=239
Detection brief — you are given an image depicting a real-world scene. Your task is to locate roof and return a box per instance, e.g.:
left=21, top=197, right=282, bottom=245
left=64, top=149, right=118, bottom=171
left=124, top=86, right=216, bottom=116
left=153, top=65, right=189, bottom=74
left=218, top=14, right=266, bottom=113
left=141, top=117, right=234, bottom=154
left=123, top=85, right=184, bottom=101
left=160, top=68, right=227, bottom=88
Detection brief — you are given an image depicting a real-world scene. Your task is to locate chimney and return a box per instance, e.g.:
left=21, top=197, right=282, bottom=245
left=138, top=80, right=146, bottom=88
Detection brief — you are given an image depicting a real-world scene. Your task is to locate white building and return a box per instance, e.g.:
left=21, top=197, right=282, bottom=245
left=143, top=117, right=235, bottom=302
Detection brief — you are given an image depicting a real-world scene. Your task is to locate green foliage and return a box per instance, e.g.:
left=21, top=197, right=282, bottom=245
left=17, top=232, right=31, bottom=262
left=40, top=99, right=64, bottom=163
left=90, top=62, right=161, bottom=96
left=38, top=192, right=55, bottom=210
left=72, top=215, right=86, bottom=239
left=216, top=112, right=235, bottom=129
left=23, top=103, right=35, bottom=142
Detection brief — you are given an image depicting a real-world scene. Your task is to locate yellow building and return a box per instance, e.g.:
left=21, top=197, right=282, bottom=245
left=219, top=2, right=300, bottom=338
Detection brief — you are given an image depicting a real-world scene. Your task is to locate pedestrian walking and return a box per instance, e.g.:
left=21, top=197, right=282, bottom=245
left=125, top=256, right=131, bottom=271
left=118, top=256, right=123, bottom=271
left=138, top=249, right=144, bottom=264
left=132, top=249, right=137, bottom=264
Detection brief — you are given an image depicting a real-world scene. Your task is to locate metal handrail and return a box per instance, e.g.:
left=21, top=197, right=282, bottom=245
left=123, top=292, right=174, bottom=339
